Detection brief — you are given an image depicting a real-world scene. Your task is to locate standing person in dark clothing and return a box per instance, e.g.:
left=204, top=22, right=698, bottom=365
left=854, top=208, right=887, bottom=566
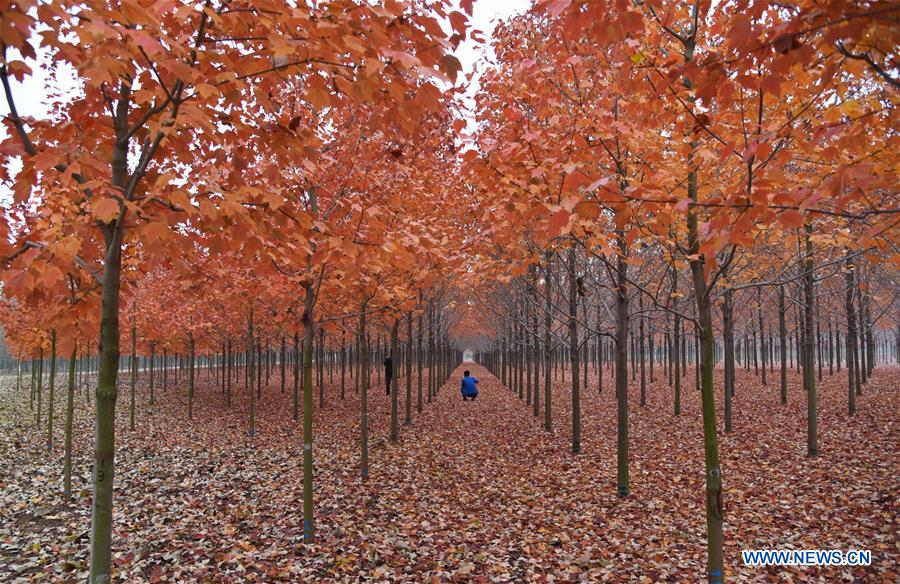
left=384, top=353, right=393, bottom=395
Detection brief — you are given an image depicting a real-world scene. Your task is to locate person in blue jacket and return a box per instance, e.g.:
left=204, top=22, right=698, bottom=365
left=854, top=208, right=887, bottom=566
left=460, top=370, right=479, bottom=401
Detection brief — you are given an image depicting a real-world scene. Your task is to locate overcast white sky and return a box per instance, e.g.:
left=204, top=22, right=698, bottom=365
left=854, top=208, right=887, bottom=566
left=455, top=0, right=528, bottom=130
left=1, top=1, right=529, bottom=121
left=0, top=2, right=529, bottom=204
left=456, top=0, right=528, bottom=77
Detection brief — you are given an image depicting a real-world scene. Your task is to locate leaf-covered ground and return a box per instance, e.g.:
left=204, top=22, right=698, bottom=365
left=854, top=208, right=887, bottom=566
left=0, top=362, right=897, bottom=582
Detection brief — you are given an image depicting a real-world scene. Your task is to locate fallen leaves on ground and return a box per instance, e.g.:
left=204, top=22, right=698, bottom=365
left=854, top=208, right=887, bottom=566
left=0, top=363, right=897, bottom=582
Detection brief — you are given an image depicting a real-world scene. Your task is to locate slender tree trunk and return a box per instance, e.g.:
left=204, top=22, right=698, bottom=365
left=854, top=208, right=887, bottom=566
left=405, top=313, right=413, bottom=425
left=255, top=342, right=262, bottom=399
left=226, top=338, right=232, bottom=407
left=37, top=349, right=43, bottom=424
left=845, top=251, right=857, bottom=416
left=188, top=333, right=195, bottom=420
left=615, top=234, right=629, bottom=497
left=318, top=327, right=325, bottom=409
left=280, top=336, right=286, bottom=394
left=360, top=301, right=370, bottom=481
left=417, top=308, right=424, bottom=414
left=778, top=285, right=788, bottom=405
left=64, top=344, right=76, bottom=500
left=828, top=317, right=834, bottom=376
left=583, top=310, right=589, bottom=392
left=500, top=328, right=507, bottom=386
left=722, top=288, right=735, bottom=431
left=568, top=248, right=581, bottom=455
left=129, top=325, right=136, bottom=430
left=864, top=286, right=874, bottom=377
left=630, top=326, right=636, bottom=380
left=248, top=305, right=255, bottom=437
left=758, top=288, right=766, bottom=386
left=47, top=331, right=57, bottom=452
left=857, top=292, right=866, bottom=385
left=302, top=285, right=316, bottom=543
left=89, top=218, right=124, bottom=584
left=427, top=303, right=434, bottom=403
left=544, top=254, right=553, bottom=432
left=673, top=273, right=681, bottom=416
left=390, top=318, right=399, bottom=443
left=526, top=301, right=533, bottom=407
left=692, top=264, right=724, bottom=584
left=683, top=36, right=724, bottom=578
left=666, top=320, right=672, bottom=387
left=355, top=330, right=361, bottom=395
left=148, top=343, right=155, bottom=406
left=852, top=308, right=862, bottom=395
left=293, top=332, right=300, bottom=421
left=804, top=224, right=818, bottom=457
left=30, top=356, right=35, bottom=411
left=341, top=329, right=347, bottom=401
left=639, top=294, right=646, bottom=407
left=596, top=302, right=603, bottom=393
left=752, top=320, right=759, bottom=376
left=815, top=296, right=823, bottom=381
left=533, top=300, right=540, bottom=418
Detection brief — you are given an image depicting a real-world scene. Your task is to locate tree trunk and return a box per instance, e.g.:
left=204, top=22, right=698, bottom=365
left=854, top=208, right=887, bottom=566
left=64, top=344, right=76, bottom=500
left=778, top=285, right=788, bottom=405
left=47, top=331, right=57, bottom=452
left=226, top=339, right=232, bottom=408
left=417, top=308, right=424, bottom=414
left=804, top=224, right=818, bottom=457
left=36, top=350, right=43, bottom=423
left=188, top=333, right=195, bottom=420
left=248, top=305, right=255, bottom=437
left=722, top=288, right=735, bottom=431
left=864, top=286, right=874, bottom=377
left=149, top=343, right=155, bottom=406
left=360, top=301, right=370, bottom=481
left=684, top=39, right=724, bottom=575
left=280, top=336, right=286, bottom=394
left=302, top=285, right=316, bottom=543
left=615, top=234, right=629, bottom=497
left=129, top=325, right=136, bottom=430
left=758, top=288, right=766, bottom=386
left=672, top=272, right=681, bottom=416
left=341, top=329, right=347, bottom=401
left=568, top=248, right=581, bottom=455
left=526, top=301, right=533, bottom=407
left=845, top=251, right=857, bottom=416
left=405, top=313, right=413, bottom=425
left=533, top=299, right=540, bottom=418
left=544, top=254, right=553, bottom=432
left=89, top=221, right=124, bottom=584
left=816, top=296, right=823, bottom=381
left=293, top=332, right=300, bottom=421
left=686, top=207, right=725, bottom=582
left=639, top=294, right=646, bottom=407
left=828, top=317, right=834, bottom=376
left=427, top=303, right=434, bottom=403
left=390, top=318, right=399, bottom=443
left=318, top=327, right=325, bottom=409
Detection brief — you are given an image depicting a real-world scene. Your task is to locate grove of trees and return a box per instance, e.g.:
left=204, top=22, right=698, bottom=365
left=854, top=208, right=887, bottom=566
left=0, top=0, right=896, bottom=582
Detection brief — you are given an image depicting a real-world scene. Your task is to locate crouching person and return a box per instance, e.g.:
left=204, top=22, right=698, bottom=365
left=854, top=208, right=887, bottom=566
left=460, top=370, right=479, bottom=401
